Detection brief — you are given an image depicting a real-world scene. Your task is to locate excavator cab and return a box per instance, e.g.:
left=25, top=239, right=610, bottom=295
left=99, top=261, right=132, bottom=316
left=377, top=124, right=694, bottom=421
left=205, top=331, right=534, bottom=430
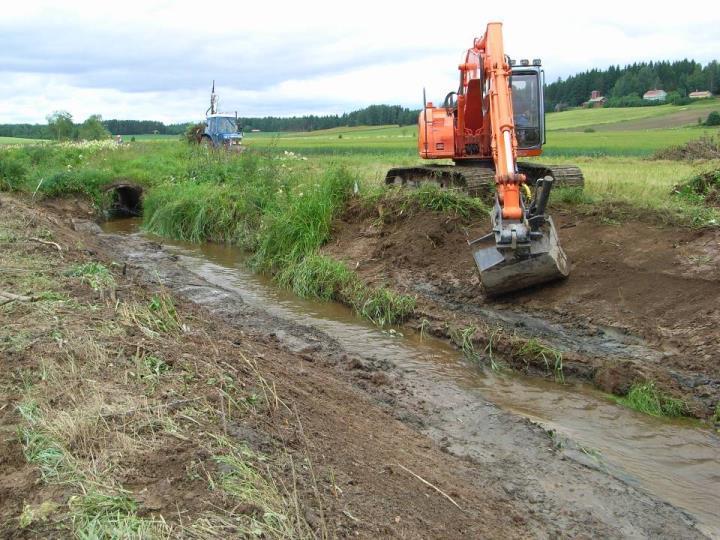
left=510, top=62, right=544, bottom=151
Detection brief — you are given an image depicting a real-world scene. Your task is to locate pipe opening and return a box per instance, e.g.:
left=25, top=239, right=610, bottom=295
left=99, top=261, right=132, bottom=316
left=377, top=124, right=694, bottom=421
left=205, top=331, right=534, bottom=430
left=105, top=183, right=143, bottom=218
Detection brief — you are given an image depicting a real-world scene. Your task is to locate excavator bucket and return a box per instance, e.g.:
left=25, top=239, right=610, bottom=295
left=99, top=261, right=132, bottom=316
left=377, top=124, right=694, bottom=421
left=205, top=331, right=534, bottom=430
left=473, top=217, right=569, bottom=296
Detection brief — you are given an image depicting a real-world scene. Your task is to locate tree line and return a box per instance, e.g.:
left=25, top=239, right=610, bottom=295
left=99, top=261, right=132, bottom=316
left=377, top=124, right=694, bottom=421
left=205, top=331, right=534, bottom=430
left=545, top=59, right=719, bottom=109
left=0, top=104, right=420, bottom=140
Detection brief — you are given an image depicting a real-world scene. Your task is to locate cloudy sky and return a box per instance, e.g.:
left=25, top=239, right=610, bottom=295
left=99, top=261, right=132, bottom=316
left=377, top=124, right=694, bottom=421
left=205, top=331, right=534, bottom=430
left=2, top=0, right=719, bottom=124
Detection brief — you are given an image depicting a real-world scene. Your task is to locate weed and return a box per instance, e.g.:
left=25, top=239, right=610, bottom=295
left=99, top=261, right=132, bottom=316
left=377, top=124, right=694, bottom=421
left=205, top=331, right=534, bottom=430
left=615, top=381, right=687, bottom=417
left=354, top=286, right=416, bottom=327
left=553, top=187, right=594, bottom=205
left=381, top=183, right=487, bottom=219
left=419, top=318, right=430, bottom=340
left=451, top=325, right=479, bottom=361
left=66, top=262, right=115, bottom=292
left=68, top=491, right=168, bottom=538
left=120, top=292, right=181, bottom=337
left=210, top=436, right=309, bottom=538
left=278, top=253, right=353, bottom=301
left=483, top=325, right=503, bottom=372
left=517, top=338, right=564, bottom=383
left=18, top=501, right=59, bottom=529
left=16, top=400, right=74, bottom=483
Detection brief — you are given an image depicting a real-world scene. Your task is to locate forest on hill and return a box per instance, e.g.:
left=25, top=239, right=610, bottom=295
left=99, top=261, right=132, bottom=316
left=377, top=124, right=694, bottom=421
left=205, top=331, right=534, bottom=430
left=545, top=59, right=719, bottom=108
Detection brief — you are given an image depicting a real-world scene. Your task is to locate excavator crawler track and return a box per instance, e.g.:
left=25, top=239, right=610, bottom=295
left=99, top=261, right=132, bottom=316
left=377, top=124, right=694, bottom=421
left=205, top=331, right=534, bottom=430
left=385, top=162, right=584, bottom=201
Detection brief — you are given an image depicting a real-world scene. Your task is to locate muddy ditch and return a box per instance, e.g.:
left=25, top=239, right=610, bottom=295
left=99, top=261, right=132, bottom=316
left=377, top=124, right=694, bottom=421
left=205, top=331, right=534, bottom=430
left=324, top=199, right=720, bottom=418
left=94, top=216, right=720, bottom=537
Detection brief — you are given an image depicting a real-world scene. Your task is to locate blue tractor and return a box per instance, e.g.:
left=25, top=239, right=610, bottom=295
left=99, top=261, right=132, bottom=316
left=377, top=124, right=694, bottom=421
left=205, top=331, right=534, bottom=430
left=199, top=82, right=244, bottom=150
left=201, top=114, right=243, bottom=149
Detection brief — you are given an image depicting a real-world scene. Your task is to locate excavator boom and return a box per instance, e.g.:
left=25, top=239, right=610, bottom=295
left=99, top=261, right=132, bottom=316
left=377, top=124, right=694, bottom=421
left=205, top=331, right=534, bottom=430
left=386, top=22, right=578, bottom=295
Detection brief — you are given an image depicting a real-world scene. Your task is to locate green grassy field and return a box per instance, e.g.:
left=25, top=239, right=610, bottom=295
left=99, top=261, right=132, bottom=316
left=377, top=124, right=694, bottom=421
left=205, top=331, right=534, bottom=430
left=121, top=134, right=179, bottom=141
left=0, top=136, right=47, bottom=145
left=546, top=99, right=720, bottom=131
left=1, top=114, right=718, bottom=323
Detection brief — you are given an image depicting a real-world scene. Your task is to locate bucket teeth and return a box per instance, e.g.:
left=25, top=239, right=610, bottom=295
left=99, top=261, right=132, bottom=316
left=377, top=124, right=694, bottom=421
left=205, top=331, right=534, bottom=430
left=474, top=217, right=568, bottom=296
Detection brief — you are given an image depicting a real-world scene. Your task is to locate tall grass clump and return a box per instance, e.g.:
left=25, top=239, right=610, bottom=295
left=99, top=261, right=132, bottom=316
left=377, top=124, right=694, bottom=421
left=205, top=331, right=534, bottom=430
left=252, top=166, right=355, bottom=272
left=0, top=151, right=29, bottom=191
left=615, top=381, right=687, bottom=417
left=278, top=253, right=416, bottom=325
left=39, top=169, right=115, bottom=203
left=144, top=182, right=254, bottom=244
left=408, top=183, right=488, bottom=218
left=353, top=286, right=416, bottom=326
left=277, top=252, right=354, bottom=301
left=143, top=151, right=284, bottom=247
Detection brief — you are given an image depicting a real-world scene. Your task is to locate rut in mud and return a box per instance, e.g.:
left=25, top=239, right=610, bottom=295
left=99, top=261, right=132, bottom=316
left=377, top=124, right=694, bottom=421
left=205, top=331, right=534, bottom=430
left=324, top=199, right=720, bottom=417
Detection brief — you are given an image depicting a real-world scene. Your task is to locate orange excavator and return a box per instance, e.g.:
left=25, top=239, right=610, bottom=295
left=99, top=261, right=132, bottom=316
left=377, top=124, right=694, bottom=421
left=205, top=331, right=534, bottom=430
left=385, top=22, right=583, bottom=295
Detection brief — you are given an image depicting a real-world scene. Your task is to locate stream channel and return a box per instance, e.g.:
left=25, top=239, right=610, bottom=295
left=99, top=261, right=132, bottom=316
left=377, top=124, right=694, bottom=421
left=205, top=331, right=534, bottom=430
left=102, top=218, right=720, bottom=537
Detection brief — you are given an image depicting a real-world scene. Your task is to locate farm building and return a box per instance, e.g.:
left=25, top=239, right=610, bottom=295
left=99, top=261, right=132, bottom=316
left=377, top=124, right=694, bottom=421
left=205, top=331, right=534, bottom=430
left=689, top=90, right=712, bottom=99
left=583, top=90, right=607, bottom=108
left=643, top=89, right=667, bottom=101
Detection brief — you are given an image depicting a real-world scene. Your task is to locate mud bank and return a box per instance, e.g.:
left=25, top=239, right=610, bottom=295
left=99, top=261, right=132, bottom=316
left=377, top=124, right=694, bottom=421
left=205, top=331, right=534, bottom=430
left=87, top=224, right=716, bottom=536
left=324, top=200, right=720, bottom=418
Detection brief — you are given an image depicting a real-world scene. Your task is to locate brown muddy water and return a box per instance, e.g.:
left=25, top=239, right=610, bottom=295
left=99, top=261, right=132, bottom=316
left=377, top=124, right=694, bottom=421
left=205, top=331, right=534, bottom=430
left=103, top=218, right=720, bottom=537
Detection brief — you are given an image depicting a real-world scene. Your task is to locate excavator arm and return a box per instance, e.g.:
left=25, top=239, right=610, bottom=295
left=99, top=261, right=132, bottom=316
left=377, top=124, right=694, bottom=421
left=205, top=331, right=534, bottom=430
left=386, top=22, right=573, bottom=295
left=467, top=23, right=569, bottom=295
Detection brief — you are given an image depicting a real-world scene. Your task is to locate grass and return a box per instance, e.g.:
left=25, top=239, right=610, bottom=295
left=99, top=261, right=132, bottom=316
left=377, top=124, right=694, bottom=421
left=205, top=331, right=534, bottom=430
left=119, top=291, right=182, bottom=337
left=392, top=183, right=488, bottom=218
left=615, top=381, right=687, bottom=417
left=0, top=136, right=47, bottom=145
left=210, top=436, right=309, bottom=538
left=517, top=338, right=564, bottom=383
left=66, top=261, right=116, bottom=292
left=545, top=99, right=720, bottom=131
left=3, top=116, right=719, bottom=326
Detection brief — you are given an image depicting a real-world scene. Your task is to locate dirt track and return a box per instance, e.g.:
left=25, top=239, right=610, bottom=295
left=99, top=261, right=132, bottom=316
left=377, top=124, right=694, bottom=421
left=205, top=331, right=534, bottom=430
left=324, top=200, right=720, bottom=417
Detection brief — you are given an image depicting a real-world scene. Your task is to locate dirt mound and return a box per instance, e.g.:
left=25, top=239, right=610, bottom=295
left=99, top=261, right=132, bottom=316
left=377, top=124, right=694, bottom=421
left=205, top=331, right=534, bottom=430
left=653, top=135, right=720, bottom=160
left=325, top=199, right=720, bottom=417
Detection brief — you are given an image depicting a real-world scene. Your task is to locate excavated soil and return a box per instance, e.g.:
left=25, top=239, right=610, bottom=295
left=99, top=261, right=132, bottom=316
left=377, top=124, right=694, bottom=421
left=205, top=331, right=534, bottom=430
left=324, top=200, right=720, bottom=417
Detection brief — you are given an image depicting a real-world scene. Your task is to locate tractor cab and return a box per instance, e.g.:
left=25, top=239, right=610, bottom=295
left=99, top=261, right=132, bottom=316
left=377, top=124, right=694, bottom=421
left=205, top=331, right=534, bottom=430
left=203, top=114, right=243, bottom=148
left=510, top=60, right=545, bottom=151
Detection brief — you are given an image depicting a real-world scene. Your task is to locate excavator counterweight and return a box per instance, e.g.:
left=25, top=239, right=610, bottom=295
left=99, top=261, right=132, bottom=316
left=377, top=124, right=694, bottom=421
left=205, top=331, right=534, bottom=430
left=385, top=22, right=583, bottom=295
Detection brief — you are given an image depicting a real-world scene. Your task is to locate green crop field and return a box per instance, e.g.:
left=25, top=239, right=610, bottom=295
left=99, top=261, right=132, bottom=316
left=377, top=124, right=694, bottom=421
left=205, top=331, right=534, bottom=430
left=122, top=134, right=179, bottom=141
left=0, top=136, right=48, bottom=145
left=545, top=99, right=720, bottom=131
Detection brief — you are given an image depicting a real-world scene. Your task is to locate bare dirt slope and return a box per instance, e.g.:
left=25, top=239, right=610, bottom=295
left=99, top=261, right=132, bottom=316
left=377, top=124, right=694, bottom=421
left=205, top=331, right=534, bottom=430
left=324, top=200, right=720, bottom=416
left=0, top=195, right=526, bottom=538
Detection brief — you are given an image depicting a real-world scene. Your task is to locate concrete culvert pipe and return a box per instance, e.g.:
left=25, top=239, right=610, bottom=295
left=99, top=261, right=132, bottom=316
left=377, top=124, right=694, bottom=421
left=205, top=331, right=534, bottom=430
left=105, top=182, right=143, bottom=217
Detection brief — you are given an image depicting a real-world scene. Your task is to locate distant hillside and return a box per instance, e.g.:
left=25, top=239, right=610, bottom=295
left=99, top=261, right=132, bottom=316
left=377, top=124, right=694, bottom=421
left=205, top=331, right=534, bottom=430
left=545, top=59, right=719, bottom=109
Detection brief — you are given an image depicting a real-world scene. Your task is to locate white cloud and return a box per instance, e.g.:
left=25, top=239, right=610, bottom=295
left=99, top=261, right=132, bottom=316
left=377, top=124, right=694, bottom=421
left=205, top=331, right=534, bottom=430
left=1, top=0, right=719, bottom=123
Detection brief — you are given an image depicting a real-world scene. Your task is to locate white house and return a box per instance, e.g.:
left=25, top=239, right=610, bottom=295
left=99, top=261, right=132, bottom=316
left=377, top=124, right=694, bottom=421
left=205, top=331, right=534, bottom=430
left=689, top=90, right=713, bottom=99
left=643, top=89, right=667, bottom=101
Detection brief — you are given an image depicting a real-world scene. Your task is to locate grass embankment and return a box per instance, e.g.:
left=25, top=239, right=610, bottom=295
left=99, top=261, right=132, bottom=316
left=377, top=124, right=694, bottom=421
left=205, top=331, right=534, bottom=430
left=2, top=130, right=719, bottom=325
left=0, top=140, right=417, bottom=326
left=0, top=199, right=313, bottom=537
